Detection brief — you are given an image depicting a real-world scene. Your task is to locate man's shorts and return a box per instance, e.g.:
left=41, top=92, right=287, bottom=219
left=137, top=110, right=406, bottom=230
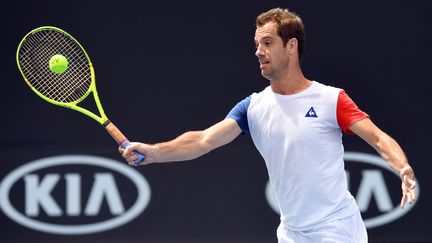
left=277, top=211, right=368, bottom=243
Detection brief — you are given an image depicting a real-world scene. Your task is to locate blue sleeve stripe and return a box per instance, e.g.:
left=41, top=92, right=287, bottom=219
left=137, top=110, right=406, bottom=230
left=226, top=95, right=251, bottom=133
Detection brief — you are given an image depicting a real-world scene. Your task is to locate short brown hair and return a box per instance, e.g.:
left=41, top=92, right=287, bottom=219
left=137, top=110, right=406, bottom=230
left=256, top=8, right=305, bottom=59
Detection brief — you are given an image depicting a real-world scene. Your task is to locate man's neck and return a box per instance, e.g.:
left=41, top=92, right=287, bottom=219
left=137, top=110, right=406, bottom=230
left=270, top=67, right=311, bottom=95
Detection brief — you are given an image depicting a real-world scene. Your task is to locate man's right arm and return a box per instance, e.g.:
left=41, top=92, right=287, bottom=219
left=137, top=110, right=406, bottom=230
left=120, top=118, right=242, bottom=166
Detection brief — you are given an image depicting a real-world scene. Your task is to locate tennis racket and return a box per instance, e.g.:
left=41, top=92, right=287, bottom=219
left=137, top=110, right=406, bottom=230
left=16, top=26, right=145, bottom=165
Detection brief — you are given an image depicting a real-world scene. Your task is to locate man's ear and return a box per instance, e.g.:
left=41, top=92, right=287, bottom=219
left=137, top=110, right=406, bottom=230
left=287, top=38, right=298, bottom=56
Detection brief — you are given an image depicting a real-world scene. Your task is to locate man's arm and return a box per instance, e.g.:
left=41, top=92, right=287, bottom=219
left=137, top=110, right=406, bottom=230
left=120, top=118, right=242, bottom=165
left=349, top=118, right=416, bottom=208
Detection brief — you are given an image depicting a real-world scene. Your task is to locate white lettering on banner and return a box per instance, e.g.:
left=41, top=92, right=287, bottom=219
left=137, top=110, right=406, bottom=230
left=24, top=173, right=126, bottom=217
left=25, top=174, right=62, bottom=216
left=0, top=155, right=151, bottom=235
left=65, top=173, right=80, bottom=216
left=85, top=173, right=125, bottom=216
left=355, top=170, right=393, bottom=212
left=265, top=151, right=420, bottom=229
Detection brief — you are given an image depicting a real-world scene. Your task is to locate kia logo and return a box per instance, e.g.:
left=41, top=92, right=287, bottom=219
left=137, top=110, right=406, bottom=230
left=0, top=155, right=151, bottom=235
left=265, top=151, right=420, bottom=228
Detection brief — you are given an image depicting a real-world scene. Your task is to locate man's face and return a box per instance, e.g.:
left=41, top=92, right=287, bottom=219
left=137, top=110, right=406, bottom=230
left=254, top=21, right=289, bottom=81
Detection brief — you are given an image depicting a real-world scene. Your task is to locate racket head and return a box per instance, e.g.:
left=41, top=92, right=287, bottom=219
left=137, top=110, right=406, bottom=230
left=16, top=26, right=94, bottom=107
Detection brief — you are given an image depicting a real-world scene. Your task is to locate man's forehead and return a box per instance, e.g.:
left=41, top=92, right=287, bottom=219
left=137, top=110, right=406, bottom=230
left=255, top=22, right=278, bottom=40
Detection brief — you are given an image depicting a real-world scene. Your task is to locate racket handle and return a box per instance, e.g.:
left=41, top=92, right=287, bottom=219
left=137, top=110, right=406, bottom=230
left=104, top=121, right=145, bottom=166
left=121, top=141, right=146, bottom=166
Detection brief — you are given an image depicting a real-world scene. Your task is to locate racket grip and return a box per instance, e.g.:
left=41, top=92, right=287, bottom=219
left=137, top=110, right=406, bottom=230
left=121, top=141, right=146, bottom=166
left=104, top=121, right=145, bottom=166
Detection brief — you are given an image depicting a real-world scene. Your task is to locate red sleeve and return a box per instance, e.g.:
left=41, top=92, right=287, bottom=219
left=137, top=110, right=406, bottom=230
left=336, top=90, right=369, bottom=134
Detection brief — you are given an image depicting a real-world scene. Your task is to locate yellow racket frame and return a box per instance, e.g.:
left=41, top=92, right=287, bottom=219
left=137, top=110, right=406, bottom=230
left=16, top=26, right=108, bottom=125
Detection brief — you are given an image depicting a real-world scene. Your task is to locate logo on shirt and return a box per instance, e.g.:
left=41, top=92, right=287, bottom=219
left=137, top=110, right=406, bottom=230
left=305, top=107, right=318, bottom=118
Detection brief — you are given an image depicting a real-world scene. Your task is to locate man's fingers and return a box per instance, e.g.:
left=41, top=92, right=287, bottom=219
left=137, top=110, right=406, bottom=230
left=403, top=176, right=416, bottom=190
left=123, top=146, right=132, bottom=155
left=400, top=185, right=416, bottom=209
left=407, top=192, right=413, bottom=204
left=400, top=194, right=407, bottom=209
left=118, top=142, right=149, bottom=166
left=126, top=154, right=138, bottom=164
left=409, top=190, right=416, bottom=203
left=118, top=146, right=125, bottom=154
left=408, top=179, right=416, bottom=190
left=403, top=175, right=410, bottom=186
left=399, top=166, right=416, bottom=209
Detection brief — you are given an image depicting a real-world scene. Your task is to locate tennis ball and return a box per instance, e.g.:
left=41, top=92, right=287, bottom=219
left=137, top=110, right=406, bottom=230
left=49, top=54, right=69, bottom=74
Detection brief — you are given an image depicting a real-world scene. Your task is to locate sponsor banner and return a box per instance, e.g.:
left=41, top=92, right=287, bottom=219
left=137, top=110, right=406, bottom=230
left=0, top=155, right=151, bottom=235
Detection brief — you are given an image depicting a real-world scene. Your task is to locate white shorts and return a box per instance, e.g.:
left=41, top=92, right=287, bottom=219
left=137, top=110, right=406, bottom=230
left=277, top=211, right=368, bottom=243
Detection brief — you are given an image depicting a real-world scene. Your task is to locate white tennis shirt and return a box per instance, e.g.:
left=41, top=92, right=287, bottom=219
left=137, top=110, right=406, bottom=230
left=227, top=81, right=369, bottom=231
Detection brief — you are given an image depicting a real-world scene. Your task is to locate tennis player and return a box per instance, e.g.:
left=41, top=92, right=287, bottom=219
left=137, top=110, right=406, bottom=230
left=120, top=8, right=416, bottom=242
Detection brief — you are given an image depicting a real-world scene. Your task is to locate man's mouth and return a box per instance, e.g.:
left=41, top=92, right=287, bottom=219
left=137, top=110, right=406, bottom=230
left=259, top=60, right=270, bottom=68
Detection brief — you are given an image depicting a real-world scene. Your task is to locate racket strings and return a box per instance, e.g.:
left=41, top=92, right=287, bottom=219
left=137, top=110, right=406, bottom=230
left=37, top=31, right=88, bottom=102
left=18, top=29, right=92, bottom=103
left=43, top=32, right=90, bottom=102
left=22, top=32, right=86, bottom=102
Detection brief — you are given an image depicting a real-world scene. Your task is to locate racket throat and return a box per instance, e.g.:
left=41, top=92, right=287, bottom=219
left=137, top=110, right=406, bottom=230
left=103, top=120, right=130, bottom=146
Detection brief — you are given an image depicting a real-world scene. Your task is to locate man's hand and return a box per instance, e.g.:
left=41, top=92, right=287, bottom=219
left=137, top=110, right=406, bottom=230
left=119, top=142, right=154, bottom=166
left=400, top=165, right=416, bottom=209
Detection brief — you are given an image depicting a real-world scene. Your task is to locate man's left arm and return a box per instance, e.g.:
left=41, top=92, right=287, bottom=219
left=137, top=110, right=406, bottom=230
left=349, top=118, right=416, bottom=208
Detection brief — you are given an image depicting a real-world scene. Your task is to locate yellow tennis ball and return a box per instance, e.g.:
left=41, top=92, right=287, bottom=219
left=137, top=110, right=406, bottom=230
left=49, top=54, right=69, bottom=74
